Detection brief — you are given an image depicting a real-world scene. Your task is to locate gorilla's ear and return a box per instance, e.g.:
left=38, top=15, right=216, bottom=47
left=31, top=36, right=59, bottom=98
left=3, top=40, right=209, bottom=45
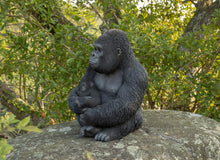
left=117, top=48, right=122, bottom=56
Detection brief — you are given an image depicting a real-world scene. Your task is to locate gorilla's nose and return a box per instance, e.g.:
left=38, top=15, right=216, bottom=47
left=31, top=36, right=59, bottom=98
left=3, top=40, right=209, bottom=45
left=91, top=52, right=95, bottom=57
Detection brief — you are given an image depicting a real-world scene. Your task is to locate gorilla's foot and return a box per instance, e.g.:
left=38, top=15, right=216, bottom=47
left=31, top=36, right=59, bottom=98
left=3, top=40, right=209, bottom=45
left=94, top=128, right=122, bottom=142
left=80, top=126, right=101, bottom=137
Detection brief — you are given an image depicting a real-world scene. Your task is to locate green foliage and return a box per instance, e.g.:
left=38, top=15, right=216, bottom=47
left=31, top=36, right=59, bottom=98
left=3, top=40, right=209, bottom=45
left=0, top=139, right=13, bottom=160
left=0, top=0, right=219, bottom=123
left=112, top=0, right=219, bottom=121
left=0, top=112, right=42, bottom=159
left=0, top=112, right=42, bottom=138
left=0, top=0, right=97, bottom=123
left=16, top=116, right=42, bottom=132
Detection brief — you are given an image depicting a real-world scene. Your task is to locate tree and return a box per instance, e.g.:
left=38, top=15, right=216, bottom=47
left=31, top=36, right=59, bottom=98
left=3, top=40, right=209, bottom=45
left=183, top=0, right=220, bottom=35
left=0, top=0, right=94, bottom=123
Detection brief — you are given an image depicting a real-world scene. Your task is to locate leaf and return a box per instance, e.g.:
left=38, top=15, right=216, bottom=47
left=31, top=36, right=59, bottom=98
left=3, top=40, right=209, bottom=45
left=21, top=126, right=42, bottom=133
left=16, top=116, right=30, bottom=129
left=0, top=139, right=13, bottom=158
left=9, top=119, right=20, bottom=124
left=67, top=58, right=75, bottom=64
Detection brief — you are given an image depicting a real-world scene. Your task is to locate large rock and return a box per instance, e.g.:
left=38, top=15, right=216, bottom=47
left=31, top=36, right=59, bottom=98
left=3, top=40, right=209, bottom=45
left=6, top=110, right=220, bottom=160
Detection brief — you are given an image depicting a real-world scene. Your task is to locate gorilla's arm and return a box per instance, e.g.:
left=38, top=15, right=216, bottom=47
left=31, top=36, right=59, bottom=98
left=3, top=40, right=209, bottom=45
left=81, top=65, right=148, bottom=127
left=68, top=87, right=87, bottom=114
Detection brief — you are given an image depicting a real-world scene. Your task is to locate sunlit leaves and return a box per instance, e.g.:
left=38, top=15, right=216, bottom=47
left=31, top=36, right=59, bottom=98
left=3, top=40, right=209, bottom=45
left=0, top=139, right=13, bottom=160
left=15, top=116, right=42, bottom=132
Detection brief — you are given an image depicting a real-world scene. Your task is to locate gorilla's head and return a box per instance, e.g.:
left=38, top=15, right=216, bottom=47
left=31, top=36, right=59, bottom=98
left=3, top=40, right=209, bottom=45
left=76, top=81, right=94, bottom=97
left=89, top=29, right=132, bottom=74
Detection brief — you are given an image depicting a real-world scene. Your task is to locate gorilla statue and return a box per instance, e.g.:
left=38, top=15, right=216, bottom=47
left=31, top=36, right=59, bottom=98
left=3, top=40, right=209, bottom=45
left=68, top=29, right=148, bottom=141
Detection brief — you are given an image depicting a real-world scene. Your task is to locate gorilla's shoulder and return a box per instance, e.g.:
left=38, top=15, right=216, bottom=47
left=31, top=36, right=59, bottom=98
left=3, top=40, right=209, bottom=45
left=124, top=61, right=148, bottom=81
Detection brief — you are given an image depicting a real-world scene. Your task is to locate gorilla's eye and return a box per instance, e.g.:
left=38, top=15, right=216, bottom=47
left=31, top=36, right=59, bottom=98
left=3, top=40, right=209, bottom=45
left=94, top=47, right=101, bottom=52
left=97, top=47, right=101, bottom=52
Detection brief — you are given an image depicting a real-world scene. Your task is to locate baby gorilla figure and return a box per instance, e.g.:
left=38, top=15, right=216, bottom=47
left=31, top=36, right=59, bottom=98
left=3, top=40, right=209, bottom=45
left=76, top=80, right=101, bottom=108
left=76, top=79, right=102, bottom=137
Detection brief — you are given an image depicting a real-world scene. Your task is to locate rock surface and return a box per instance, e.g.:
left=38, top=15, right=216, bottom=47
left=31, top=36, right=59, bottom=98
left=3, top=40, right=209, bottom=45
left=6, top=110, right=220, bottom=160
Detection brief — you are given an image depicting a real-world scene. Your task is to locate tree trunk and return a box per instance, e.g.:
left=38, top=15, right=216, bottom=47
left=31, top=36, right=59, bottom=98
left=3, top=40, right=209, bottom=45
left=183, top=0, right=219, bottom=36
left=0, top=81, right=40, bottom=125
left=175, top=0, right=220, bottom=110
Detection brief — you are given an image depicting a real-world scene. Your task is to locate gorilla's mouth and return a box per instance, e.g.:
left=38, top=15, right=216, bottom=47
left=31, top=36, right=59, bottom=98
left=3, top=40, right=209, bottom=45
left=89, top=60, right=98, bottom=68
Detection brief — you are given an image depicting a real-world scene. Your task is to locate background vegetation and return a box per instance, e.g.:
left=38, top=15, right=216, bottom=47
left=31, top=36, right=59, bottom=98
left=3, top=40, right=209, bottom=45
left=0, top=0, right=219, bottom=130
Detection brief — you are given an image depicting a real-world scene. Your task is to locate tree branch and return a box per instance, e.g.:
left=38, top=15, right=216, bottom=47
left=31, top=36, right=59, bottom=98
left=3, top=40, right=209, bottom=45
left=24, top=0, right=77, bottom=35
left=146, top=89, right=155, bottom=109
left=87, top=1, right=106, bottom=25
left=17, top=7, right=76, bottom=56
left=203, top=45, right=220, bottom=74
left=6, top=14, right=22, bottom=18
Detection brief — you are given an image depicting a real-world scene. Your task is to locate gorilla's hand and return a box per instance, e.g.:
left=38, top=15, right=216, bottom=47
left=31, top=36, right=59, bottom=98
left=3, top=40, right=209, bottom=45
left=68, top=96, right=92, bottom=114
left=80, top=108, right=95, bottom=126
left=68, top=87, right=80, bottom=114
left=68, top=96, right=81, bottom=114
